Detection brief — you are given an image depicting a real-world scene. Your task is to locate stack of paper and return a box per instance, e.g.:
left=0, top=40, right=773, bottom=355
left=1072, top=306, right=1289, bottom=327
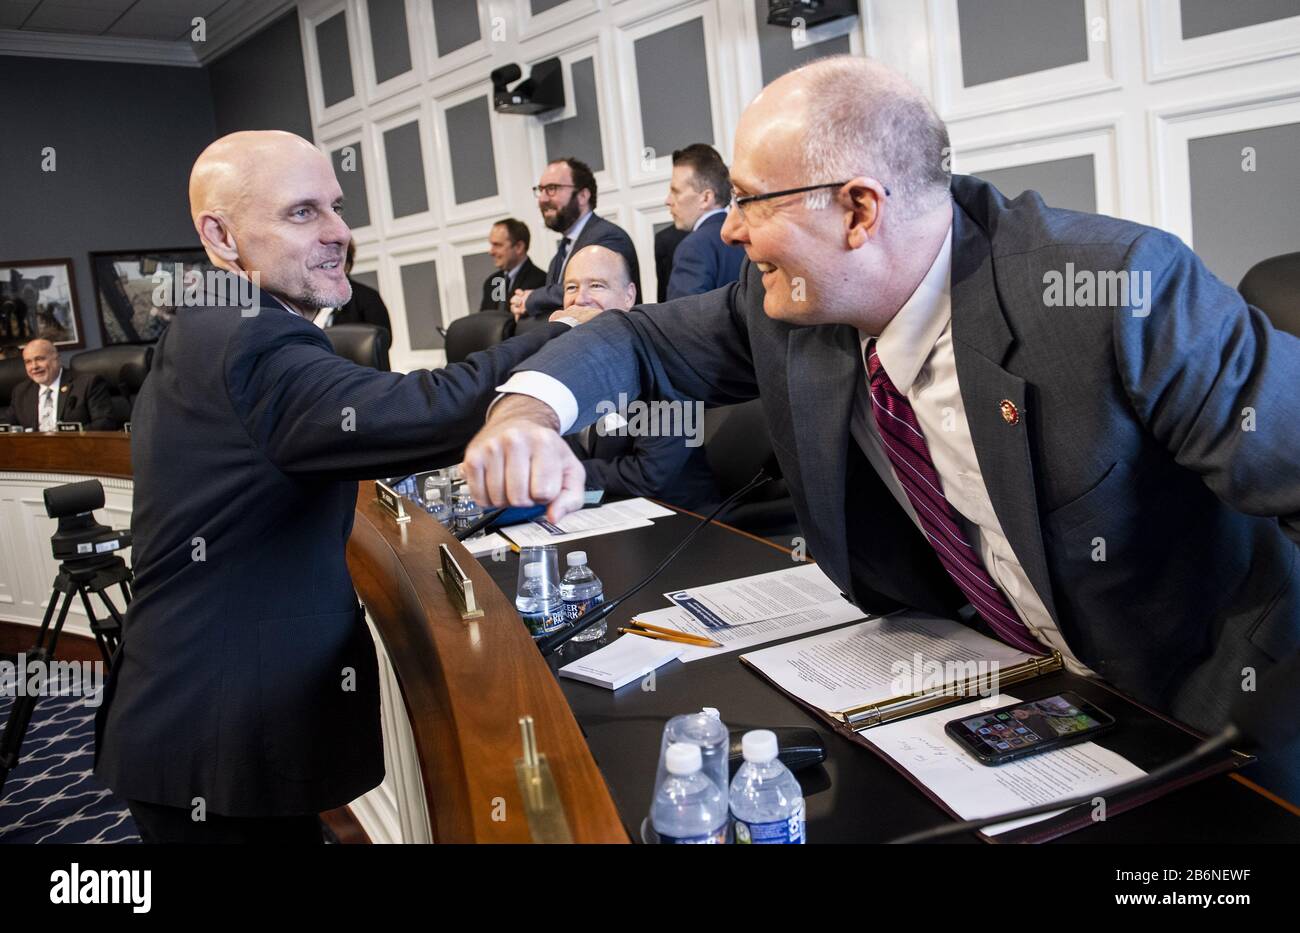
left=501, top=497, right=674, bottom=547
left=558, top=632, right=685, bottom=690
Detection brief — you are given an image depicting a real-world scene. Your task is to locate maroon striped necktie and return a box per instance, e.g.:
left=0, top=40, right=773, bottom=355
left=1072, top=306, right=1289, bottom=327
left=864, top=339, right=1045, bottom=656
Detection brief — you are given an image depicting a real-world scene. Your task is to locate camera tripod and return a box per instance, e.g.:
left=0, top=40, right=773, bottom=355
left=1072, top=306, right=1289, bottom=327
left=0, top=552, right=130, bottom=796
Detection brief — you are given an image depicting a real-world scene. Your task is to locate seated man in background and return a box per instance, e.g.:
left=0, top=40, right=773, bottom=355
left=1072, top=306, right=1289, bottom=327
left=561, top=244, right=718, bottom=511
left=481, top=217, right=546, bottom=312
left=664, top=144, right=746, bottom=298
left=0, top=338, right=116, bottom=431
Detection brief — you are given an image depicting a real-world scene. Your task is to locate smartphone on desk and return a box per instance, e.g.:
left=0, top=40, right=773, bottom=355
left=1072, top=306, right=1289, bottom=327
left=944, top=692, right=1115, bottom=765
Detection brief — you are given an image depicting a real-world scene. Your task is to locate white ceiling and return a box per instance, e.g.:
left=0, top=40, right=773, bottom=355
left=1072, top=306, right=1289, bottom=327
left=0, top=0, right=292, bottom=63
left=1, top=0, right=234, bottom=40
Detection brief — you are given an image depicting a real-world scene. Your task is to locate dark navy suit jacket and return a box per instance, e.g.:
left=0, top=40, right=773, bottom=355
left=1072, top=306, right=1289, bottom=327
left=666, top=212, right=745, bottom=299
left=94, top=287, right=571, bottom=816
left=524, top=212, right=642, bottom=317
left=568, top=416, right=718, bottom=512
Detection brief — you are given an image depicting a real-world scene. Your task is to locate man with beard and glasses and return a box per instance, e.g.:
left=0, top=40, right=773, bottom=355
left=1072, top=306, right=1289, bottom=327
left=94, top=130, right=586, bottom=843
left=510, top=156, right=641, bottom=320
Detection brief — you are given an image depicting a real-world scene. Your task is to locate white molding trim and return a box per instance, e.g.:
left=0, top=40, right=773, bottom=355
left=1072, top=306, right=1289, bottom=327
left=0, top=28, right=200, bottom=66
left=196, top=0, right=297, bottom=64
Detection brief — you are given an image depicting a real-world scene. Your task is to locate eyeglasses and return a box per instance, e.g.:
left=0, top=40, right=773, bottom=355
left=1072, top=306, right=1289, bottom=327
left=731, top=180, right=890, bottom=222
left=532, top=183, right=577, bottom=198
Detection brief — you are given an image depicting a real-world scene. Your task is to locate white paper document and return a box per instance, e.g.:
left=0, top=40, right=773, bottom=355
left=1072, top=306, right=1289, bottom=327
left=632, top=601, right=866, bottom=662
left=461, top=532, right=511, bottom=557
left=665, top=563, right=845, bottom=629
left=557, top=633, right=685, bottom=690
left=862, top=694, right=1146, bottom=835
left=500, top=498, right=671, bottom=547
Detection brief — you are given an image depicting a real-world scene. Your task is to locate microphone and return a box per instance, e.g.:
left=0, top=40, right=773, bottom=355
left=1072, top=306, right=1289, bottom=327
left=888, top=656, right=1300, bottom=844
left=536, top=469, right=776, bottom=657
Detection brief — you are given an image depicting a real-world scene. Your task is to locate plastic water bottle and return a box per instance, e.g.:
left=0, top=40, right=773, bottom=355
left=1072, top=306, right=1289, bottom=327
left=651, top=743, right=728, bottom=844
left=729, top=730, right=806, bottom=844
left=423, top=487, right=451, bottom=527
left=515, top=561, right=566, bottom=638
left=560, top=551, right=605, bottom=641
left=452, top=491, right=484, bottom=534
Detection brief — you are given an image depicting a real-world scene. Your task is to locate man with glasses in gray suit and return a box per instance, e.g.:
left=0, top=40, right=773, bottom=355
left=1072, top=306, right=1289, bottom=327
left=464, top=56, right=1300, bottom=800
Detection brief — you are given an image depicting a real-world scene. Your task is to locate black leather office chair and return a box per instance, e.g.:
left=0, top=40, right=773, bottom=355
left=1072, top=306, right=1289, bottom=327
left=69, top=344, right=153, bottom=426
left=445, top=311, right=515, bottom=364
left=327, top=323, right=392, bottom=371
left=120, top=360, right=149, bottom=413
left=0, top=356, right=25, bottom=410
left=1239, top=251, right=1300, bottom=338
left=513, top=315, right=551, bottom=338
left=702, top=399, right=799, bottom=539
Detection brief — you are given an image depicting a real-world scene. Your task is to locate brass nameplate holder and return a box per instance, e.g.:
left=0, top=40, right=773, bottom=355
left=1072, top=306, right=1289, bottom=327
left=124, top=422, right=132, bottom=434
left=436, top=544, right=484, bottom=619
left=56, top=422, right=84, bottom=433
left=514, top=716, right=573, bottom=844
left=374, top=480, right=410, bottom=523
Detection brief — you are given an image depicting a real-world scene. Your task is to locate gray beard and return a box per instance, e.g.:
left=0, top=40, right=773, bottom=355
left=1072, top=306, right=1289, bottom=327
left=298, top=278, right=353, bottom=311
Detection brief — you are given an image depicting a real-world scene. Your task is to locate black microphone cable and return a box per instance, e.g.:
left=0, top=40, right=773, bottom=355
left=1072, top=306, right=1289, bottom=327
left=536, top=468, right=775, bottom=658
left=887, top=725, right=1242, bottom=843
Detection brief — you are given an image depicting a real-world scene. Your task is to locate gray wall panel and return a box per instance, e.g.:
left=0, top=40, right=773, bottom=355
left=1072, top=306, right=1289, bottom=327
left=531, top=0, right=569, bottom=15
left=434, top=0, right=481, bottom=57
left=544, top=58, right=605, bottom=172
left=209, top=11, right=313, bottom=140
left=1181, top=0, right=1300, bottom=39
left=383, top=120, right=429, bottom=218
left=351, top=270, right=381, bottom=292
left=315, top=11, right=355, bottom=106
left=1189, top=122, right=1300, bottom=286
left=754, top=0, right=852, bottom=86
left=446, top=96, right=499, bottom=203
left=634, top=18, right=715, bottom=158
left=332, top=143, right=372, bottom=228
left=975, top=154, right=1097, bottom=214
left=462, top=251, right=498, bottom=310
left=367, top=0, right=413, bottom=84
left=957, top=0, right=1088, bottom=87
left=401, top=259, right=444, bottom=349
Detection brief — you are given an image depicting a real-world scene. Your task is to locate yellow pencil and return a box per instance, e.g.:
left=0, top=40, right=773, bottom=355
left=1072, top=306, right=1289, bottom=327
left=619, top=625, right=722, bottom=648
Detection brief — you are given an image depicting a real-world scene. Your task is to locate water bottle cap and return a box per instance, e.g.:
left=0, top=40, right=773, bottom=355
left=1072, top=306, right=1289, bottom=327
left=427, top=489, right=442, bottom=501
left=701, top=707, right=721, bottom=719
left=523, top=562, right=544, bottom=578
left=567, top=550, right=587, bottom=567
left=741, top=729, right=778, bottom=763
left=665, top=742, right=702, bottom=775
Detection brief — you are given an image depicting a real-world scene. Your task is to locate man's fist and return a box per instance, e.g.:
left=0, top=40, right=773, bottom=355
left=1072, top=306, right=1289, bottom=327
left=462, top=395, right=586, bottom=523
left=509, top=289, right=532, bottom=320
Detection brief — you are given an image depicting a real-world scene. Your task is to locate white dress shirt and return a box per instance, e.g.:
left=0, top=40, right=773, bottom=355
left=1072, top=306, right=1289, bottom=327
left=692, top=208, right=727, bottom=231
left=498, top=225, right=1091, bottom=673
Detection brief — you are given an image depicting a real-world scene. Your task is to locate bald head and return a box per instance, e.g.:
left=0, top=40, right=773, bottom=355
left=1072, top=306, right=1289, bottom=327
left=189, top=130, right=352, bottom=314
left=744, top=56, right=950, bottom=218
left=22, top=338, right=60, bottom=387
left=562, top=245, right=636, bottom=312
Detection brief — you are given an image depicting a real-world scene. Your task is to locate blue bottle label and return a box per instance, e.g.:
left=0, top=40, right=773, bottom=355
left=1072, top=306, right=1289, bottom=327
left=521, top=609, right=566, bottom=637
left=658, top=825, right=727, bottom=844
left=734, top=798, right=805, bottom=844
left=563, top=592, right=604, bottom=621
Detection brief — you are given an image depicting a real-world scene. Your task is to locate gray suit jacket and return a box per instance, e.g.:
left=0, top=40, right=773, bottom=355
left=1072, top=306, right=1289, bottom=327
left=515, top=175, right=1300, bottom=738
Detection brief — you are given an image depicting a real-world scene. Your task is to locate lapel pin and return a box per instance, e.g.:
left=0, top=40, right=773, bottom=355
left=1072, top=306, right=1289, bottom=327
left=999, top=399, right=1019, bottom=425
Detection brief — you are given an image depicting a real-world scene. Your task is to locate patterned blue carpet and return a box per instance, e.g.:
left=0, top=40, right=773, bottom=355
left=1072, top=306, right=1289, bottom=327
left=0, top=656, right=139, bottom=844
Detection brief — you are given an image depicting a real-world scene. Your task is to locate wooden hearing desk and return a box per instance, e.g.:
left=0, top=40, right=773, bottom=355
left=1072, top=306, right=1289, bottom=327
left=0, top=432, right=626, bottom=844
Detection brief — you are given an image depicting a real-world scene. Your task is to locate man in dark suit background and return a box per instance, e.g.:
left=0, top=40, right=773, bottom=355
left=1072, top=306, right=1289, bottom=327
left=560, top=244, right=717, bottom=511
left=480, top=217, right=546, bottom=312
left=94, top=130, right=582, bottom=843
left=511, top=157, right=641, bottom=319
left=664, top=144, right=745, bottom=299
left=1, top=338, right=116, bottom=430
left=322, top=239, right=391, bottom=338
left=654, top=224, right=689, bottom=303
left=465, top=57, right=1300, bottom=799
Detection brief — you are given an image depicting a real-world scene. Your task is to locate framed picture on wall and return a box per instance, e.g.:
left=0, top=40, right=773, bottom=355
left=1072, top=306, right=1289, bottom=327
left=0, top=257, right=84, bottom=357
left=90, top=247, right=215, bottom=345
